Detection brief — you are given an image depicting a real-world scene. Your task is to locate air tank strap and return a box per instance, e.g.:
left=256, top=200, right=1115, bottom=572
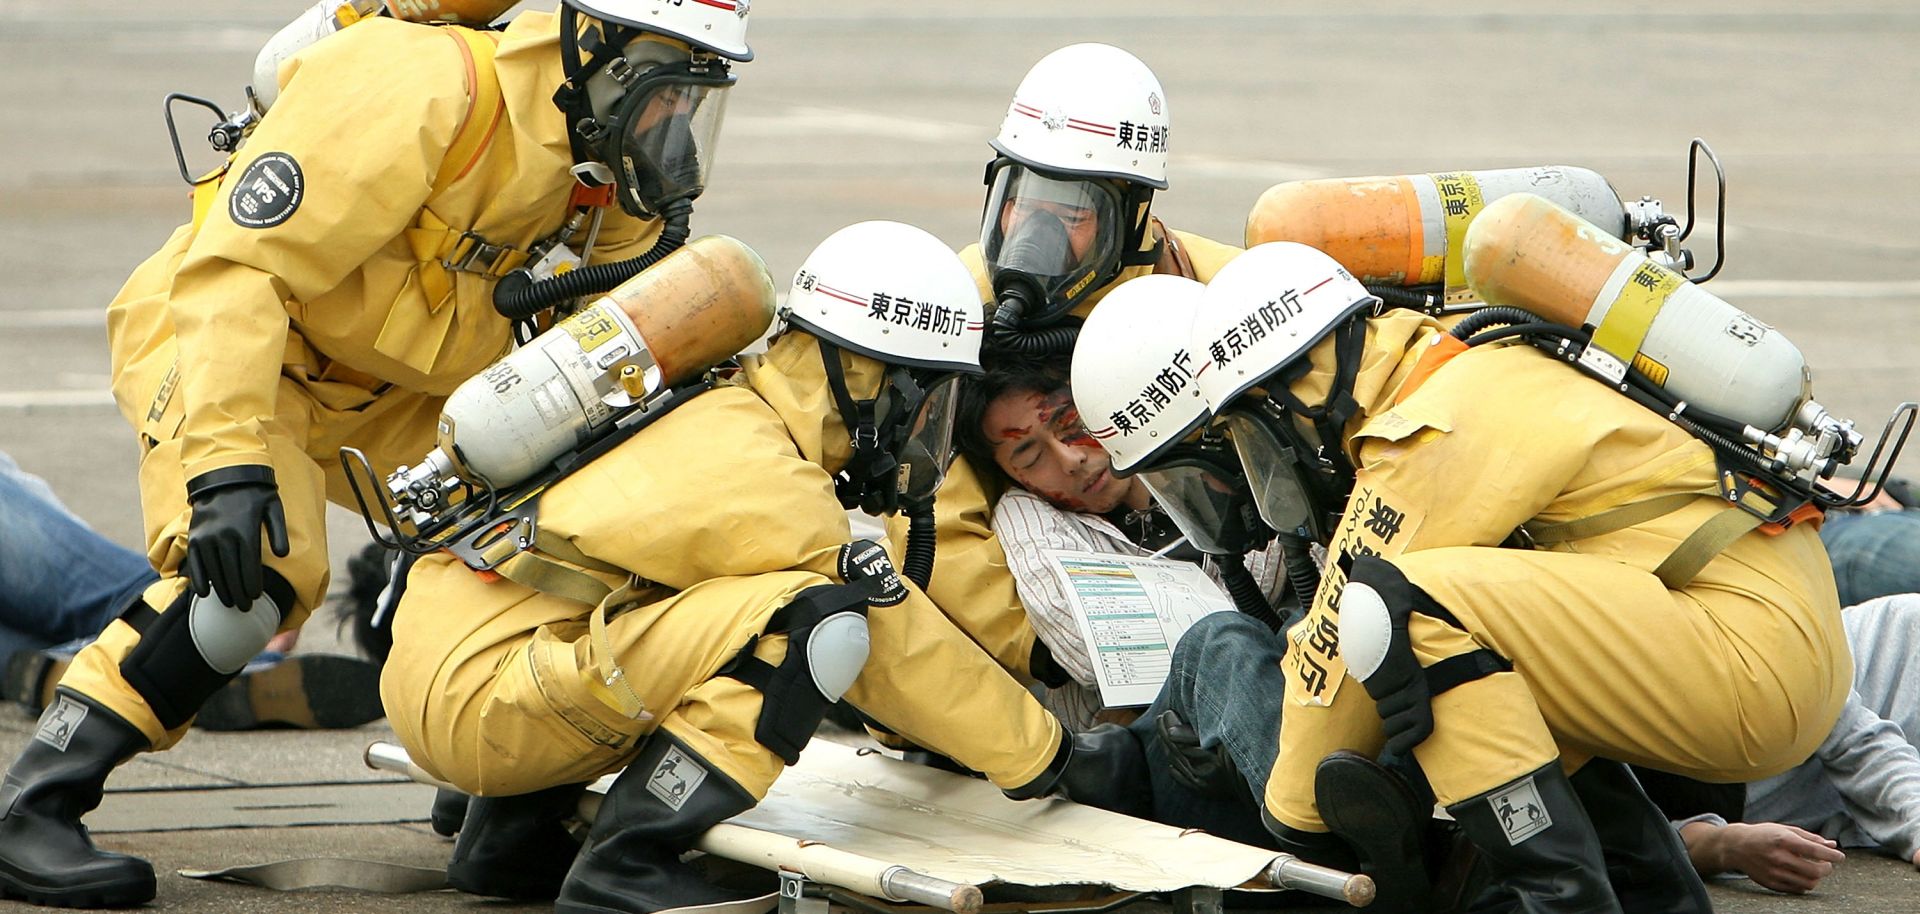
left=475, top=527, right=658, bottom=720
left=1517, top=486, right=1763, bottom=589
left=405, top=27, right=520, bottom=306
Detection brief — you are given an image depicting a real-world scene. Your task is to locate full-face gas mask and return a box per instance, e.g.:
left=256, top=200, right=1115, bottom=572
left=1132, top=432, right=1274, bottom=557
left=557, top=10, right=734, bottom=219
left=979, top=159, right=1155, bottom=353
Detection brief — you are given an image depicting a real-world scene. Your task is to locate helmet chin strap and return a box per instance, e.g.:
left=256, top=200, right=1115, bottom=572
left=818, top=338, right=904, bottom=515
left=553, top=6, right=643, bottom=179
left=1261, top=316, right=1370, bottom=507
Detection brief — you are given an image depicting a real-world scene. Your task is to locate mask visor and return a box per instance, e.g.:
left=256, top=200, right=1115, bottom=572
left=1226, top=411, right=1320, bottom=537
left=897, top=375, right=963, bottom=502
left=607, top=73, right=733, bottom=216
left=1139, top=463, right=1247, bottom=555
left=979, top=164, right=1124, bottom=324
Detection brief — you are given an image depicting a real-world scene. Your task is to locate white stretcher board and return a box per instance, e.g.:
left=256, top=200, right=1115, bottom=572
left=723, top=739, right=1281, bottom=893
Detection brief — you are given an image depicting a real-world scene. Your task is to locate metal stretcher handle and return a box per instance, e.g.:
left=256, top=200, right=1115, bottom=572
left=1266, top=854, right=1376, bottom=907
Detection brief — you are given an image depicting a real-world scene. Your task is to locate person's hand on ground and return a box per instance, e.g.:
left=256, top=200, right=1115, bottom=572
left=1681, top=820, right=1845, bottom=894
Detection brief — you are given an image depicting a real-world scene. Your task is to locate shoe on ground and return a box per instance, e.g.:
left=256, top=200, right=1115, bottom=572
left=196, top=654, right=386, bottom=731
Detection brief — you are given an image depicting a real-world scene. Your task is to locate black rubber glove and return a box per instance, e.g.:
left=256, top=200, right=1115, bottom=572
left=1362, top=615, right=1435, bottom=759
left=1155, top=710, right=1244, bottom=799
left=184, top=466, right=290, bottom=608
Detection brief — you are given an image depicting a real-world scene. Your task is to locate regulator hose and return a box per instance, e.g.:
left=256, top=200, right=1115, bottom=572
left=902, top=506, right=937, bottom=590
left=1367, top=283, right=1445, bottom=315
left=1217, top=551, right=1286, bottom=633
left=492, top=198, right=694, bottom=321
left=987, top=285, right=1081, bottom=356
left=1276, top=531, right=1321, bottom=621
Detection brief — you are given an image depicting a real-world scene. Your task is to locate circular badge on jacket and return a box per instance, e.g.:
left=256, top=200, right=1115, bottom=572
left=227, top=152, right=305, bottom=229
left=837, top=539, right=909, bottom=607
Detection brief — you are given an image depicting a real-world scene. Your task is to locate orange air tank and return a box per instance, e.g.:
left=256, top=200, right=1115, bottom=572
left=1463, top=193, right=1809, bottom=433
left=1246, top=166, right=1627, bottom=305
left=433, top=235, right=779, bottom=487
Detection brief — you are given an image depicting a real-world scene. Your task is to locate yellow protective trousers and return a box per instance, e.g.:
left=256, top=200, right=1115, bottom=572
left=384, top=555, right=821, bottom=798
left=384, top=354, right=1063, bottom=798
left=1261, top=338, right=1849, bottom=832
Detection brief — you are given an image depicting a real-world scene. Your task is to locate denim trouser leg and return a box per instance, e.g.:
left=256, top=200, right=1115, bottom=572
left=1130, top=611, right=1289, bottom=847
left=0, top=452, right=157, bottom=653
left=1821, top=509, right=1920, bottom=608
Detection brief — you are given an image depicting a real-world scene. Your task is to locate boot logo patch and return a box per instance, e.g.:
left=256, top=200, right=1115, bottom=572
left=647, top=744, right=707, bottom=811
left=35, top=695, right=89, bottom=752
left=1490, top=777, right=1551, bottom=845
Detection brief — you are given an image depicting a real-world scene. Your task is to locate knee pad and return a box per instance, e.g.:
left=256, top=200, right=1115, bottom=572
left=721, top=580, right=877, bottom=765
left=1336, top=556, right=1420, bottom=687
left=121, top=572, right=293, bottom=730
left=804, top=611, right=870, bottom=703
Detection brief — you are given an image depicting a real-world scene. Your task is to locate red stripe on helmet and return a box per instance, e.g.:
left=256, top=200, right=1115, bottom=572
left=813, top=283, right=869, bottom=308
left=689, top=0, right=739, bottom=11
left=1089, top=426, right=1118, bottom=439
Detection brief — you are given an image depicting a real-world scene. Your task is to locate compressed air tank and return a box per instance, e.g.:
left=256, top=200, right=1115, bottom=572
left=1245, top=166, right=1627, bottom=304
left=1462, top=193, right=1808, bottom=433
left=434, top=235, right=778, bottom=487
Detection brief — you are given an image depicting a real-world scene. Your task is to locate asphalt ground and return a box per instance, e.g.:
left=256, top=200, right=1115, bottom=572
left=3, top=1, right=1920, bottom=910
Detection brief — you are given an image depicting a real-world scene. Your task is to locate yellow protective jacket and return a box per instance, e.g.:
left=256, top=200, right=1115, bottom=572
left=468, top=331, right=1064, bottom=789
left=1261, top=311, right=1846, bottom=821
left=914, top=222, right=1240, bottom=676
left=107, top=11, right=660, bottom=482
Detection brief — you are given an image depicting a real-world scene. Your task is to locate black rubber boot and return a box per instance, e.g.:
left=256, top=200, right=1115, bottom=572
left=1312, top=750, right=1433, bottom=914
left=1569, top=760, right=1712, bottom=914
left=429, top=787, right=469, bottom=838
left=1003, top=723, right=1153, bottom=818
left=0, top=689, right=156, bottom=908
left=555, top=731, right=766, bottom=914
left=1446, top=761, right=1622, bottom=914
left=446, top=782, right=586, bottom=899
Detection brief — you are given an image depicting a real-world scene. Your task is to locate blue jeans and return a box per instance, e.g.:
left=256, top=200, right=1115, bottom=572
left=1821, top=509, right=1920, bottom=608
left=1130, top=611, right=1288, bottom=847
left=0, top=451, right=156, bottom=659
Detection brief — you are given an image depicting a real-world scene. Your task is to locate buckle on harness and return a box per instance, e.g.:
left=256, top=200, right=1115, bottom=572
left=443, top=231, right=518, bottom=276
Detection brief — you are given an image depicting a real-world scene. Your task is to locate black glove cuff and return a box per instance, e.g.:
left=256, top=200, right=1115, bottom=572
left=1001, top=723, right=1072, bottom=800
left=185, top=465, right=278, bottom=500
left=1028, top=640, right=1073, bottom=689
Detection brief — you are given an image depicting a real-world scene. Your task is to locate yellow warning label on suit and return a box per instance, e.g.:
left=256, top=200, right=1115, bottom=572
left=1435, top=172, right=1486, bottom=304
left=1290, top=478, right=1426, bottom=708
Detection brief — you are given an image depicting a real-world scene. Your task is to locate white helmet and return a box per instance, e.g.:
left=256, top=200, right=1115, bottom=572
left=785, top=221, right=985, bottom=515
left=565, top=0, right=752, bottom=61
left=1193, top=242, right=1379, bottom=413
left=785, top=222, right=985, bottom=374
left=992, top=43, right=1168, bottom=188
left=980, top=44, right=1170, bottom=336
left=1071, top=275, right=1207, bottom=474
left=1192, top=242, right=1378, bottom=541
left=1072, top=275, right=1278, bottom=556
left=556, top=0, right=751, bottom=218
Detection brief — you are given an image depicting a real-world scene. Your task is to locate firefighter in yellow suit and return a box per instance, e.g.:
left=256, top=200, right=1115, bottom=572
left=381, top=222, right=1150, bottom=914
left=1150, top=242, right=1844, bottom=913
left=903, top=43, right=1240, bottom=684
left=0, top=1, right=756, bottom=907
